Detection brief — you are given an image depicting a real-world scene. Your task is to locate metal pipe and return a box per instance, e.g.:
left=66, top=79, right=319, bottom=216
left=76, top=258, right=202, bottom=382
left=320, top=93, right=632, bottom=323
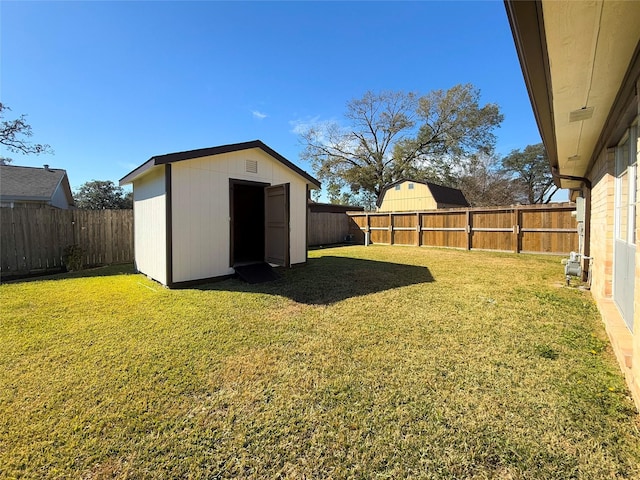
left=550, top=167, right=592, bottom=190
left=551, top=167, right=592, bottom=282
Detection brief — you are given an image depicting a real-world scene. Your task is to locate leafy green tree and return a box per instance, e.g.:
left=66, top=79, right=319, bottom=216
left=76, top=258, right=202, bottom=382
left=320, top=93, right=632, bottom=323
left=501, top=143, right=557, bottom=204
left=299, top=85, right=503, bottom=204
left=75, top=180, right=133, bottom=209
left=0, top=103, right=53, bottom=163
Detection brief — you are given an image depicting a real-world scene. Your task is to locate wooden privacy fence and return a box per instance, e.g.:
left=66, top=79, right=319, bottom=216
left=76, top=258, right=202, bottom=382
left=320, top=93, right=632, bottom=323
left=0, top=208, right=133, bottom=278
left=348, top=203, right=578, bottom=255
left=308, top=211, right=358, bottom=246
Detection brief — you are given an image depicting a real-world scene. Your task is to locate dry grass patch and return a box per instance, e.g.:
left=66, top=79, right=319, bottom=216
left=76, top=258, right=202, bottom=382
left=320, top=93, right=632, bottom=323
left=1, top=247, right=639, bottom=479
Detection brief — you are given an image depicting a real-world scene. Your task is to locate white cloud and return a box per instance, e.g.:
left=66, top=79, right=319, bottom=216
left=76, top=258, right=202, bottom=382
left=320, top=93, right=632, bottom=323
left=252, top=110, right=268, bottom=120
left=289, top=116, right=322, bottom=135
left=289, top=116, right=347, bottom=148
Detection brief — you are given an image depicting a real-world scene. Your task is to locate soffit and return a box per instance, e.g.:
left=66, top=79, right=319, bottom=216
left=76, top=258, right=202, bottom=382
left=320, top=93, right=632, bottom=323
left=542, top=0, right=640, bottom=184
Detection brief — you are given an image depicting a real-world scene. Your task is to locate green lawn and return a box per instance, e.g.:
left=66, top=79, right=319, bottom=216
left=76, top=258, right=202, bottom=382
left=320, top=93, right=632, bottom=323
left=1, top=246, right=639, bottom=479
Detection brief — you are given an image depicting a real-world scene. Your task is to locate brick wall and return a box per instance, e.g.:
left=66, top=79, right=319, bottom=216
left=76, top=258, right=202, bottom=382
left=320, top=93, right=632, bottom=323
left=588, top=148, right=616, bottom=301
left=587, top=103, right=640, bottom=408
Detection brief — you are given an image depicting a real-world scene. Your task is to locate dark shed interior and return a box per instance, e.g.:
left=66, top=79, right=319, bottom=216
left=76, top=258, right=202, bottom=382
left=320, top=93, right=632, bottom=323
left=231, top=182, right=265, bottom=265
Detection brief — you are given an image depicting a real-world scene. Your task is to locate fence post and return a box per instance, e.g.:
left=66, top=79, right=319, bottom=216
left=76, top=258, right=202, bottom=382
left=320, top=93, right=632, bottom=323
left=416, top=212, right=421, bottom=246
left=363, top=213, right=370, bottom=246
left=513, top=207, right=521, bottom=253
left=466, top=209, right=472, bottom=250
left=389, top=213, right=393, bottom=245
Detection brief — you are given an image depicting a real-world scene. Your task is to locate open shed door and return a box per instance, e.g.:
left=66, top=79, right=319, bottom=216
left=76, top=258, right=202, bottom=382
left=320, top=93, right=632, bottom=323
left=265, top=183, right=290, bottom=266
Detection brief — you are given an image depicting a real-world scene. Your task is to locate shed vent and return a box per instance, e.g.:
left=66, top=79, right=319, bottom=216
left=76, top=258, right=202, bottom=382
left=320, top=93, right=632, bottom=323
left=245, top=159, right=258, bottom=173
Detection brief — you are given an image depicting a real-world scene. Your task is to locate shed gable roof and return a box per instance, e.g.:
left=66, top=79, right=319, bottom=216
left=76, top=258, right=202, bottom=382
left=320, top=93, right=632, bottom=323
left=0, top=165, right=74, bottom=205
left=120, top=140, right=321, bottom=188
left=377, top=179, right=469, bottom=208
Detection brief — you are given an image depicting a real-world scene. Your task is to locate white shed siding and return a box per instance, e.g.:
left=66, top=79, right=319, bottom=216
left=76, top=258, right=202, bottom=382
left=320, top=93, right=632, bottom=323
left=170, top=148, right=309, bottom=283
left=133, top=167, right=167, bottom=285
left=171, top=157, right=231, bottom=283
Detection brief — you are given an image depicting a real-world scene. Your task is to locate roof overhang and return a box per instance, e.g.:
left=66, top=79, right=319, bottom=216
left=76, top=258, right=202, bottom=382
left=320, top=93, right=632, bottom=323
left=505, top=0, right=640, bottom=190
left=120, top=140, right=321, bottom=189
left=0, top=195, right=51, bottom=203
left=119, top=158, right=156, bottom=186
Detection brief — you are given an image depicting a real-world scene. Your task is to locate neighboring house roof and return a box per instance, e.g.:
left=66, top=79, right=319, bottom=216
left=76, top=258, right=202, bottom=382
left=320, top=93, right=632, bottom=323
left=120, top=140, right=321, bottom=188
left=0, top=165, right=75, bottom=207
left=504, top=0, right=640, bottom=191
left=377, top=179, right=469, bottom=208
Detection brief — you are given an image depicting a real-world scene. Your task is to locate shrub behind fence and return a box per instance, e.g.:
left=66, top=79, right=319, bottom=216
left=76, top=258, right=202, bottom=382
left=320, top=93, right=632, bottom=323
left=0, top=208, right=133, bottom=278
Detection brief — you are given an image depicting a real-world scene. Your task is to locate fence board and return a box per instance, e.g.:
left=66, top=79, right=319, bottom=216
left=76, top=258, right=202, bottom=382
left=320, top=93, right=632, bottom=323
left=348, top=203, right=578, bottom=255
left=16, top=209, right=29, bottom=271
left=473, top=231, right=513, bottom=251
left=0, top=208, right=134, bottom=278
left=392, top=214, right=416, bottom=245
left=308, top=211, right=364, bottom=246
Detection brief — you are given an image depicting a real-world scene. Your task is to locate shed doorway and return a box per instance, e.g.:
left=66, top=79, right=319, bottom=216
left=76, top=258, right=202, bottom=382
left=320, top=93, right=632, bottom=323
left=230, top=180, right=267, bottom=266
left=229, top=180, right=290, bottom=268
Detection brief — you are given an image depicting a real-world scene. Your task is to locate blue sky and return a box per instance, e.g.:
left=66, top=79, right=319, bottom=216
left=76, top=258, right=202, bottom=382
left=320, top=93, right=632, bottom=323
left=1, top=1, right=545, bottom=197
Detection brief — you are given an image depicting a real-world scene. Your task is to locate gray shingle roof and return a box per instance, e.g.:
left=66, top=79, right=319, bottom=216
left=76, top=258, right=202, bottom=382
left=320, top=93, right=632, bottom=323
left=0, top=165, right=72, bottom=203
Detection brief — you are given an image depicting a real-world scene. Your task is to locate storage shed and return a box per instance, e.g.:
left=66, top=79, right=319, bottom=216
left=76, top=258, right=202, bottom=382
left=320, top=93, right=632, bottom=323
left=119, top=140, right=320, bottom=287
left=377, top=179, right=469, bottom=212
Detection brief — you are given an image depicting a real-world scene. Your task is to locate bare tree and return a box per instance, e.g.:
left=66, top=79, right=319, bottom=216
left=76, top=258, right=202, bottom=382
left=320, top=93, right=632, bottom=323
left=301, top=90, right=418, bottom=203
left=300, top=85, right=503, bottom=204
left=457, top=153, right=525, bottom=206
left=0, top=103, right=53, bottom=162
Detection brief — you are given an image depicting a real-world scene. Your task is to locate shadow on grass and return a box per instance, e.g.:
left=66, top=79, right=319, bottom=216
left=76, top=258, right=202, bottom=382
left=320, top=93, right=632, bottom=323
left=200, top=256, right=434, bottom=305
left=1, top=263, right=137, bottom=284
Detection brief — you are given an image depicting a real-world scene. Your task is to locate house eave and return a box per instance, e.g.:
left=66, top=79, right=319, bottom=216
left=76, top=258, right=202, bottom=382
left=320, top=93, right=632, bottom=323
left=1, top=194, right=51, bottom=203
left=505, top=0, right=640, bottom=190
left=504, top=0, right=559, bottom=185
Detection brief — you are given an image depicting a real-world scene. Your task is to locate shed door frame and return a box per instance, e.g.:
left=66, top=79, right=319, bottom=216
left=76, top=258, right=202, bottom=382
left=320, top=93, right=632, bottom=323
left=229, top=179, right=269, bottom=267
